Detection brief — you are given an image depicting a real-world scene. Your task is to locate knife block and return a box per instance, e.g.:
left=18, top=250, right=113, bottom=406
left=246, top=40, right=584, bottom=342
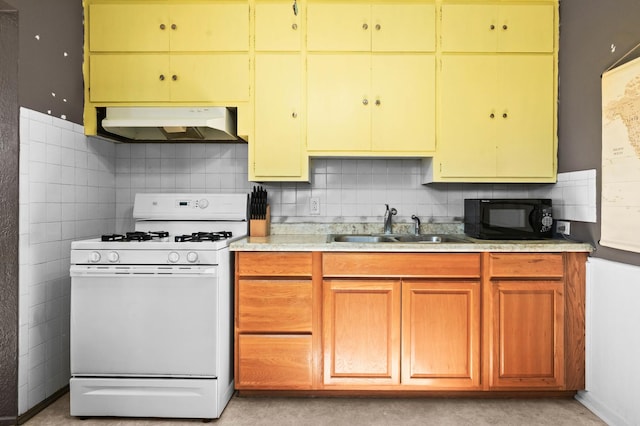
left=250, top=205, right=270, bottom=237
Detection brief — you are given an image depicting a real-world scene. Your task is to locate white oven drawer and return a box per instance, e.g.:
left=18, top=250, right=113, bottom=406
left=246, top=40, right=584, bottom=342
left=70, top=270, right=219, bottom=377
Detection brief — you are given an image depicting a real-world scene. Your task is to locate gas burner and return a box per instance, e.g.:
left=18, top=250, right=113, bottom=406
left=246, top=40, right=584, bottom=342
left=100, top=231, right=170, bottom=242
left=174, top=231, right=233, bottom=242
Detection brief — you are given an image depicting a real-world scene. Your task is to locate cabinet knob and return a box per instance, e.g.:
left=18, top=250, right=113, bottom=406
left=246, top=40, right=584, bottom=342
left=362, top=98, right=369, bottom=105
left=172, top=75, right=178, bottom=81
left=489, top=113, right=495, bottom=118
left=362, top=23, right=368, bottom=30
left=292, top=23, right=298, bottom=30
left=160, top=23, right=166, bottom=30
left=503, top=24, right=508, bottom=30
left=292, top=112, right=298, bottom=118
left=159, top=74, right=165, bottom=81
left=375, top=24, right=381, bottom=31
left=490, top=24, right=495, bottom=30
left=375, top=99, right=381, bottom=106
left=171, top=23, right=177, bottom=30
left=502, top=113, right=508, bottom=118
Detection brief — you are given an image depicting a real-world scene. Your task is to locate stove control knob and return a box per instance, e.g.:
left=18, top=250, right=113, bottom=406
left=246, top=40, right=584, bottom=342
left=168, top=251, right=180, bottom=263
left=187, top=252, right=199, bottom=263
left=198, top=199, right=209, bottom=209
left=89, top=251, right=101, bottom=263
left=107, top=251, right=119, bottom=263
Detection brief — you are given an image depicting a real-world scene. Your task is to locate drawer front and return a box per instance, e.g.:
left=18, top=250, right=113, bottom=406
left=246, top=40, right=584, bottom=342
left=237, top=335, right=313, bottom=389
left=488, top=253, right=564, bottom=278
left=323, top=253, right=481, bottom=278
left=237, top=252, right=312, bottom=277
left=238, top=280, right=312, bottom=332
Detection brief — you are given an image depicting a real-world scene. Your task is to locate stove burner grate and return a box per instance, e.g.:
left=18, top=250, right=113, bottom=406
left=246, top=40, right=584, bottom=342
left=174, top=231, right=233, bottom=242
left=101, top=231, right=169, bottom=242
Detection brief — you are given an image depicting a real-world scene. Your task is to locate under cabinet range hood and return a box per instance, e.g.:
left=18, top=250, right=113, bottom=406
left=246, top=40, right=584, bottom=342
left=100, top=106, right=238, bottom=141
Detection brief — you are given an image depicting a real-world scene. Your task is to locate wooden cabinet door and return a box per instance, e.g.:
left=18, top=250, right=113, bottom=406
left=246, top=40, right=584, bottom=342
left=402, top=280, right=481, bottom=388
left=496, top=55, right=555, bottom=178
left=169, top=3, right=249, bottom=52
left=307, top=54, right=371, bottom=152
left=89, top=4, right=169, bottom=52
left=438, top=55, right=497, bottom=178
left=307, top=3, right=370, bottom=51
left=89, top=54, right=171, bottom=102
left=371, top=4, right=436, bottom=52
left=441, top=4, right=554, bottom=53
left=372, top=54, right=435, bottom=153
left=253, top=54, right=305, bottom=179
left=171, top=54, right=250, bottom=102
left=488, top=280, right=565, bottom=389
left=323, top=279, right=401, bottom=385
left=255, top=1, right=302, bottom=51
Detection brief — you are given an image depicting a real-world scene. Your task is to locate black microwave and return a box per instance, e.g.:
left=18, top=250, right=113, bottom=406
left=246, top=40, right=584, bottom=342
left=464, top=199, right=554, bottom=240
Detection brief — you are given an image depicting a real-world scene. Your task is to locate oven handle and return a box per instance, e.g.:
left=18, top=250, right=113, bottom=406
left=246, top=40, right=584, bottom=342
left=70, top=265, right=217, bottom=277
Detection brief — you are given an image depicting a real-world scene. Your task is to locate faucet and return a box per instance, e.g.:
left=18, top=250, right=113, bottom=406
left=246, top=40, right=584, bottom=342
left=411, top=215, right=421, bottom=235
left=383, top=204, right=397, bottom=234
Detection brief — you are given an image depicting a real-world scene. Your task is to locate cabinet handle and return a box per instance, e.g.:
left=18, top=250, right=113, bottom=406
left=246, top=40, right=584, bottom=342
left=362, top=23, right=368, bottom=30
left=502, top=24, right=508, bottom=30
left=375, top=24, right=381, bottom=31
left=489, top=113, right=495, bottom=118
left=172, top=75, right=178, bottom=81
left=292, top=23, right=298, bottom=30
left=362, top=98, right=369, bottom=105
left=375, top=99, right=381, bottom=106
left=160, top=24, right=166, bottom=30
left=171, top=23, right=177, bottom=30
left=159, top=74, right=165, bottom=81
left=502, top=113, right=508, bottom=118
left=292, top=112, right=298, bottom=118
left=490, top=24, right=495, bottom=30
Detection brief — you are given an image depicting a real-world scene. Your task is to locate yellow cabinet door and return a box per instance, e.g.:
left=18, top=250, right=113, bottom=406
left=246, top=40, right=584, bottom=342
left=170, top=54, right=250, bottom=102
left=89, top=4, right=169, bottom=52
left=89, top=55, right=171, bottom=102
left=307, top=3, right=371, bottom=51
left=169, top=3, right=249, bottom=52
left=371, top=4, right=436, bottom=52
left=496, top=55, right=555, bottom=178
left=255, top=1, right=302, bottom=51
left=323, top=279, right=401, bottom=385
left=372, top=54, right=435, bottom=153
left=253, top=54, right=305, bottom=179
left=307, top=54, right=371, bottom=152
left=438, top=55, right=497, bottom=178
left=401, top=280, right=481, bottom=388
left=441, top=4, right=554, bottom=53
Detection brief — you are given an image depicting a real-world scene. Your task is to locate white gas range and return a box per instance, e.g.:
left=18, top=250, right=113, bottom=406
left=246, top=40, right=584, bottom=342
left=69, top=193, right=248, bottom=420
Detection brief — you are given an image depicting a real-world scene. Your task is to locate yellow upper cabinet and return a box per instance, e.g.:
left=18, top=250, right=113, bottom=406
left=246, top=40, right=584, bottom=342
left=89, top=2, right=249, bottom=52
left=441, top=3, right=554, bottom=53
left=307, top=2, right=436, bottom=52
left=255, top=1, right=303, bottom=51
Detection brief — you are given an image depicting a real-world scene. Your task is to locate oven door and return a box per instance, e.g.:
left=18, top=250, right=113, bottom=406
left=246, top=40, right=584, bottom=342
left=70, top=265, right=219, bottom=377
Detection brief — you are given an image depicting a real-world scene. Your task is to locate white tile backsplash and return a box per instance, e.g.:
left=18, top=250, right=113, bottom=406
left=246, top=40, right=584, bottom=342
left=530, top=169, right=597, bottom=223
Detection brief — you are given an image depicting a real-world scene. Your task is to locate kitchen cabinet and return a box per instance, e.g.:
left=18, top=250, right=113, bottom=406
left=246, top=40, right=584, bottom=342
left=306, top=1, right=436, bottom=155
left=485, top=253, right=565, bottom=389
left=83, top=0, right=250, bottom=136
left=435, top=54, right=555, bottom=180
left=251, top=1, right=308, bottom=181
left=322, top=253, right=481, bottom=389
left=235, top=252, right=318, bottom=389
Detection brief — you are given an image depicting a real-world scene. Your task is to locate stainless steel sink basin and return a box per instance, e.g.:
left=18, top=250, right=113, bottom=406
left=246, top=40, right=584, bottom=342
left=328, top=234, right=472, bottom=244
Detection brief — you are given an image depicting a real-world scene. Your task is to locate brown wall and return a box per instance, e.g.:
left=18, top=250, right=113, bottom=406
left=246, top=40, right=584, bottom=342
left=0, top=2, right=19, bottom=424
left=4, top=0, right=83, bottom=124
left=558, top=0, right=640, bottom=266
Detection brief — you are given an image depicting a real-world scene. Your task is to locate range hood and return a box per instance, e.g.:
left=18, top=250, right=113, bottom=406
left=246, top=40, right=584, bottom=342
left=101, top=106, right=238, bottom=141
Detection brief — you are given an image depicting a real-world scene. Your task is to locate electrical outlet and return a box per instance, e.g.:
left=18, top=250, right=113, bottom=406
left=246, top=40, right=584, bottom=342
left=556, top=220, right=571, bottom=235
left=310, top=197, right=320, bottom=215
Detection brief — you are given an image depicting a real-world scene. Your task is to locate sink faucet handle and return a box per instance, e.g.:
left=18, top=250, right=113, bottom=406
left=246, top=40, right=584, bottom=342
left=411, top=215, right=421, bottom=235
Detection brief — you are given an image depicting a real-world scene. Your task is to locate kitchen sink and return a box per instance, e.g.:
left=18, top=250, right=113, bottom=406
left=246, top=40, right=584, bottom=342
left=328, top=234, right=472, bottom=244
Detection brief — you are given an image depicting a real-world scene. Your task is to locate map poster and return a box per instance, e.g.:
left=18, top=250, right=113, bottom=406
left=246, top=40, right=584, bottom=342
left=601, top=56, right=640, bottom=253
